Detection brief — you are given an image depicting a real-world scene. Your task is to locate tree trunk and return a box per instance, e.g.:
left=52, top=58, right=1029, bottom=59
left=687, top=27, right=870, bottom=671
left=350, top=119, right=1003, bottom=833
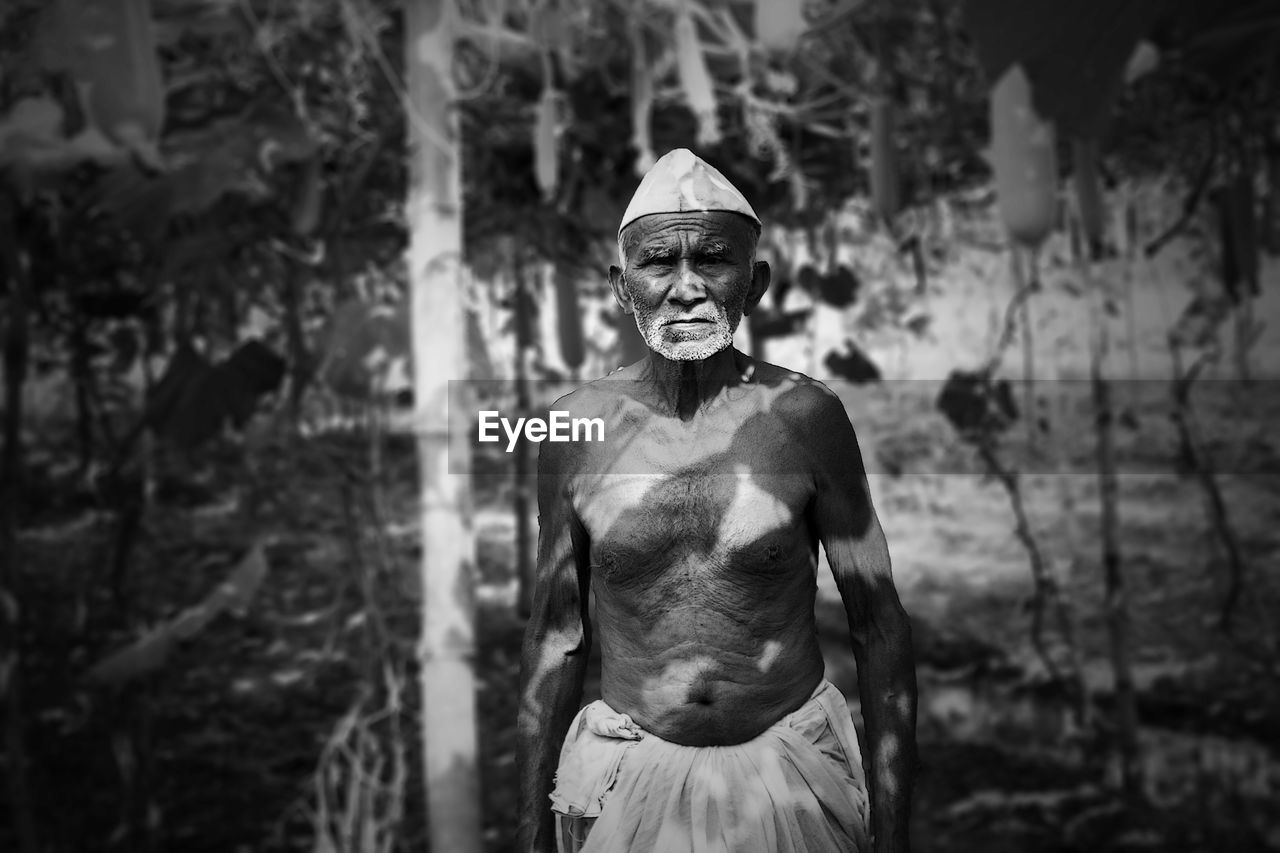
left=1170, top=348, right=1245, bottom=633
left=512, top=253, right=534, bottom=620
left=1010, top=246, right=1038, bottom=455
left=404, top=1, right=482, bottom=851
left=1071, top=141, right=1140, bottom=780
left=1087, top=262, right=1141, bottom=798
left=1, top=189, right=39, bottom=853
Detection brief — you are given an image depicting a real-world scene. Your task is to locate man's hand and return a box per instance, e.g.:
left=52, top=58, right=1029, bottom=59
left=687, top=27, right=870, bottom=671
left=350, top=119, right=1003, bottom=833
left=584, top=704, right=644, bottom=740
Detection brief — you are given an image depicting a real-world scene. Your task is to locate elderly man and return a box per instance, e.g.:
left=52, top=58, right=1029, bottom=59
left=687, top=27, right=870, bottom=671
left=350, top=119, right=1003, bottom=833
left=517, top=149, right=917, bottom=853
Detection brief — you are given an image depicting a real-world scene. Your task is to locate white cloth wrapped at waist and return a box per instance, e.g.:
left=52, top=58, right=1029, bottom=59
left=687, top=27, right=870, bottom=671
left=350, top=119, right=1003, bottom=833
left=550, top=680, right=870, bottom=853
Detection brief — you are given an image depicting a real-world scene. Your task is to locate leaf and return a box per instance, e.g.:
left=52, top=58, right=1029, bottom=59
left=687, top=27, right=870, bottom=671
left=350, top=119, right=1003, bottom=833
left=750, top=307, right=810, bottom=339
left=145, top=342, right=211, bottom=431
left=795, top=264, right=820, bottom=293
left=319, top=300, right=412, bottom=400
left=84, top=543, right=270, bottom=688
left=937, top=369, right=1019, bottom=440
left=817, top=265, right=859, bottom=308
left=205, top=542, right=270, bottom=618
left=63, top=0, right=167, bottom=148
left=219, top=340, right=286, bottom=421
left=226, top=340, right=288, bottom=394
left=533, top=85, right=559, bottom=203
left=84, top=623, right=177, bottom=686
left=0, top=97, right=64, bottom=151
left=144, top=108, right=317, bottom=217
left=824, top=340, right=881, bottom=384
left=1123, top=40, right=1160, bottom=83
left=0, top=96, right=130, bottom=179
left=149, top=340, right=285, bottom=449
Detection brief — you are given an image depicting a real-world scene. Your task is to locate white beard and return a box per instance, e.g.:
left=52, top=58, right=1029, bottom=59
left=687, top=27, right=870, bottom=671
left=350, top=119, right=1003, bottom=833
left=625, top=276, right=746, bottom=362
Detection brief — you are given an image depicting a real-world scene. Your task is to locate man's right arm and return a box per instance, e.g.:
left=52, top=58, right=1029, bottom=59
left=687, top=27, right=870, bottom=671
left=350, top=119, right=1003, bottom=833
left=797, top=384, right=917, bottom=853
left=517, top=436, right=592, bottom=853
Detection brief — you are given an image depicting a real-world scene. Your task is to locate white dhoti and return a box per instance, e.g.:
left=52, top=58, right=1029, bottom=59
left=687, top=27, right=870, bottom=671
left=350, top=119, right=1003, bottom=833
left=550, top=681, right=870, bottom=853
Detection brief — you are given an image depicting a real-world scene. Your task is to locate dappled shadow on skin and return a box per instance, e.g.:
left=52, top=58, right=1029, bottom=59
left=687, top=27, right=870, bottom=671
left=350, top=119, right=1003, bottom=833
left=516, top=364, right=913, bottom=851
left=562, top=371, right=875, bottom=722
left=508, top=367, right=1280, bottom=853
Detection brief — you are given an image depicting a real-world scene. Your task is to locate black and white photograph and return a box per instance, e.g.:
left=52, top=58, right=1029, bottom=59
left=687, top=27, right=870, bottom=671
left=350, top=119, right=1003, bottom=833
left=1, top=1, right=1277, bottom=851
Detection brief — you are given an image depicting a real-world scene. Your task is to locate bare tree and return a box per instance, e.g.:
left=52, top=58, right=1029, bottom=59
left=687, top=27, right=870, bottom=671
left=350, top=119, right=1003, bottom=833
left=404, top=1, right=482, bottom=850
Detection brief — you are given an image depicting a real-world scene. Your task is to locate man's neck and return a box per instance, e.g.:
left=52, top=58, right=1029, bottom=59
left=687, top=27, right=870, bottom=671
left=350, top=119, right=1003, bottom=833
left=638, top=347, right=752, bottom=420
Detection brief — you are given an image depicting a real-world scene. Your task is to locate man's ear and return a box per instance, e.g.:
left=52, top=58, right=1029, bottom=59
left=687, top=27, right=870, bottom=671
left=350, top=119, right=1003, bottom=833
left=608, top=265, right=634, bottom=315
left=743, top=260, right=771, bottom=316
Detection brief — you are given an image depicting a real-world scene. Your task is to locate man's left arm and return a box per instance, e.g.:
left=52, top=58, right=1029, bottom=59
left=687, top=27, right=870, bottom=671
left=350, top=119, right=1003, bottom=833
left=805, top=387, right=917, bottom=853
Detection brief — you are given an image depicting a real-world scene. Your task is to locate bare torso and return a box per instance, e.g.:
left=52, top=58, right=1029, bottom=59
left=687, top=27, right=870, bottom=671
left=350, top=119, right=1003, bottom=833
left=568, top=366, right=828, bottom=746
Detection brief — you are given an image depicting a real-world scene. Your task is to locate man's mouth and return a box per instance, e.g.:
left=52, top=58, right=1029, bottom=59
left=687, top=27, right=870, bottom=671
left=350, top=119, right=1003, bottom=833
left=664, top=318, right=713, bottom=326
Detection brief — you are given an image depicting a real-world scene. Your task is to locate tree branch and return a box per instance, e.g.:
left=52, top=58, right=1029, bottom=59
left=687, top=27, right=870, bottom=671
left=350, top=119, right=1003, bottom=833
left=1144, top=130, right=1218, bottom=257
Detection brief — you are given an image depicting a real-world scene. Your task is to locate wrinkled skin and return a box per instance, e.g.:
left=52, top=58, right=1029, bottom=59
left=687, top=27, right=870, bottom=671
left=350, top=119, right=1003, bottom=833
left=517, top=211, right=918, bottom=853
left=615, top=211, right=758, bottom=362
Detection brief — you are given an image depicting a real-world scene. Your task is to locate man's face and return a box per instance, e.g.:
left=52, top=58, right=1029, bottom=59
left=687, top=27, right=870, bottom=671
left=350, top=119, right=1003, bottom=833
left=609, top=211, right=769, bottom=362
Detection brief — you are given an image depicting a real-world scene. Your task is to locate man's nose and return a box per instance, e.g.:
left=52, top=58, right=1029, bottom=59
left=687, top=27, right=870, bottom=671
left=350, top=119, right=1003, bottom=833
left=668, top=261, right=708, bottom=305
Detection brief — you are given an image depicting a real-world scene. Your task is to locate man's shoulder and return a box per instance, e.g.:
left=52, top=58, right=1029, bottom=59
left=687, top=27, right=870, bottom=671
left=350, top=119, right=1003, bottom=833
left=749, top=362, right=868, bottom=482
left=751, top=361, right=848, bottom=423
left=547, top=371, right=637, bottom=420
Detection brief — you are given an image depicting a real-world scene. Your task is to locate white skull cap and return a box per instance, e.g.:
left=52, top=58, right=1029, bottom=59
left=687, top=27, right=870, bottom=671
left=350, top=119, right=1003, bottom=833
left=618, top=148, right=760, bottom=235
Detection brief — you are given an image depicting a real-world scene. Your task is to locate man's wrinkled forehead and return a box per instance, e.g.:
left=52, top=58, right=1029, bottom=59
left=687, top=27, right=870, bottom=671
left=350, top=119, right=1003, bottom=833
left=617, top=211, right=759, bottom=266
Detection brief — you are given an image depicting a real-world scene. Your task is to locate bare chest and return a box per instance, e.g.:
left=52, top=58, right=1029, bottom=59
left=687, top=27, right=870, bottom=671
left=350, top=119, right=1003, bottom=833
left=573, top=425, right=816, bottom=592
